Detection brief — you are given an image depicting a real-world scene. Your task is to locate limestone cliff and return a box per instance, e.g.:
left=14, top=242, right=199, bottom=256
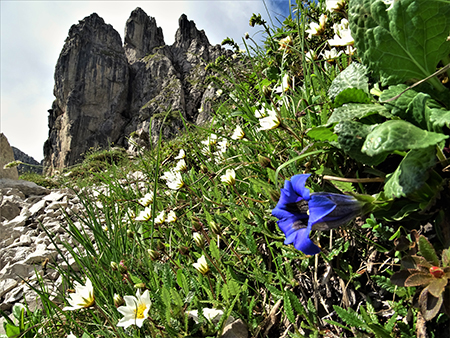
left=44, top=8, right=230, bottom=173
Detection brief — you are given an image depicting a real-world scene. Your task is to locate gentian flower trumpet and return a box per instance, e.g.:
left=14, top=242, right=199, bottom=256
left=272, top=174, right=363, bottom=255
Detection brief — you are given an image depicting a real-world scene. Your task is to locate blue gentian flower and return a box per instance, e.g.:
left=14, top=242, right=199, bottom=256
left=272, top=174, right=363, bottom=255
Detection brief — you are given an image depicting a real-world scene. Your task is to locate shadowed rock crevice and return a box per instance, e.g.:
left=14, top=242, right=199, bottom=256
left=44, top=8, right=231, bottom=174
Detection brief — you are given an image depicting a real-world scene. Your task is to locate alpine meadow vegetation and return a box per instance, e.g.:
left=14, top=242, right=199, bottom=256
left=3, top=0, right=450, bottom=337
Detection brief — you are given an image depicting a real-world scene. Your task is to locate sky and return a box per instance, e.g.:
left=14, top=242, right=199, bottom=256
left=0, top=0, right=294, bottom=162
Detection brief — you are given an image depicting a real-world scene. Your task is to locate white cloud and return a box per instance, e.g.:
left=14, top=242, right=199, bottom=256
left=0, top=0, right=289, bottom=161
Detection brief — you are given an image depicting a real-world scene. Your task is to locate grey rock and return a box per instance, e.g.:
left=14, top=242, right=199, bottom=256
left=0, top=178, right=49, bottom=197
left=0, top=199, right=21, bottom=221
left=0, top=279, right=18, bottom=298
left=0, top=133, right=19, bottom=180
left=12, top=146, right=42, bottom=175
left=221, top=319, right=249, bottom=338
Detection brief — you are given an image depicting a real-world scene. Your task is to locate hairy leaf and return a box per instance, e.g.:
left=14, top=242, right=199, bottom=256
left=328, top=103, right=392, bottom=124
left=334, top=88, right=372, bottom=107
left=419, top=287, right=443, bottom=321
left=427, top=278, right=447, bottom=298
left=384, top=147, right=436, bottom=198
left=349, top=0, right=450, bottom=86
left=404, top=273, right=433, bottom=287
left=362, top=120, right=448, bottom=156
left=335, top=121, right=388, bottom=165
left=328, top=62, right=369, bottom=101
left=284, top=291, right=296, bottom=324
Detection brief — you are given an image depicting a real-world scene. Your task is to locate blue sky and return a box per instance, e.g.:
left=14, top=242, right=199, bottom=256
left=0, top=0, right=294, bottom=161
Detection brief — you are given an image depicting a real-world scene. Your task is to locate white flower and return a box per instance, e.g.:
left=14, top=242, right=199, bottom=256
left=305, top=14, right=327, bottom=38
left=175, top=149, right=185, bottom=159
left=255, top=107, right=267, bottom=118
left=198, top=105, right=204, bottom=113
left=135, top=206, right=152, bottom=221
left=220, top=169, right=236, bottom=186
left=117, top=289, right=151, bottom=328
left=258, top=109, right=281, bottom=131
left=67, top=332, right=77, bottom=338
left=217, top=138, right=228, bottom=153
left=278, top=35, right=293, bottom=51
left=281, top=73, right=291, bottom=92
left=231, top=125, right=245, bottom=140
left=154, top=211, right=166, bottom=225
left=193, top=255, right=209, bottom=275
left=174, top=159, right=187, bottom=172
left=328, top=19, right=354, bottom=46
left=326, top=0, right=346, bottom=12
left=321, top=48, right=343, bottom=61
left=63, top=278, right=95, bottom=311
left=186, top=308, right=225, bottom=324
left=193, top=232, right=204, bottom=247
left=216, top=89, right=223, bottom=97
left=163, top=170, right=184, bottom=190
left=305, top=49, right=317, bottom=61
left=138, top=192, right=154, bottom=207
left=166, top=210, right=177, bottom=223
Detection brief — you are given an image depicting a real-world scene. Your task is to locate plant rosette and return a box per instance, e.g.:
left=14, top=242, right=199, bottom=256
left=390, top=236, right=450, bottom=321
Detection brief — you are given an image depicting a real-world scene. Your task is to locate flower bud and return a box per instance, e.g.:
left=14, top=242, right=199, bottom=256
left=193, top=255, right=210, bottom=275
left=119, top=260, right=128, bottom=274
left=156, top=240, right=165, bottom=251
left=134, top=283, right=146, bottom=289
left=191, top=217, right=203, bottom=231
left=193, top=232, right=204, bottom=248
left=210, top=221, right=221, bottom=235
left=127, top=230, right=134, bottom=239
left=178, top=245, right=190, bottom=255
left=110, top=261, right=119, bottom=271
left=200, top=164, right=208, bottom=173
left=258, top=155, right=273, bottom=168
left=148, top=249, right=160, bottom=261
left=113, top=294, right=124, bottom=307
left=430, top=266, right=444, bottom=278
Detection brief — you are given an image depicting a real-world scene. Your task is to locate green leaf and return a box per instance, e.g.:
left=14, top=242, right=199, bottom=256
left=384, top=147, right=436, bottom=198
left=284, top=291, right=296, bottom=324
left=430, top=108, right=450, bottom=128
left=209, top=239, right=221, bottom=262
left=418, top=235, right=440, bottom=266
left=334, top=121, right=388, bottom=165
left=170, top=288, right=184, bottom=308
left=349, top=0, right=450, bottom=87
left=328, top=103, right=392, bottom=124
left=328, top=62, right=370, bottom=101
left=367, top=323, right=393, bottom=338
left=333, top=305, right=366, bottom=328
left=307, top=126, right=338, bottom=142
left=176, top=269, right=189, bottom=295
left=161, top=286, right=171, bottom=308
left=442, top=249, right=450, bottom=267
left=285, top=289, right=307, bottom=318
left=362, top=120, right=448, bottom=156
left=334, top=88, right=372, bottom=107
left=404, top=273, right=433, bottom=287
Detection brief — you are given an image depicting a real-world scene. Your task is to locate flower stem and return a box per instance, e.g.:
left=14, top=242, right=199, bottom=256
left=94, top=303, right=121, bottom=337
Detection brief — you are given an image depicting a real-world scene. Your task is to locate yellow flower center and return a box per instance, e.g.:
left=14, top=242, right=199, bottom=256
left=134, top=303, right=147, bottom=319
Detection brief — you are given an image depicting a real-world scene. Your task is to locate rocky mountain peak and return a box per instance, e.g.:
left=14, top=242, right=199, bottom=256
left=174, top=14, right=210, bottom=50
left=124, top=7, right=165, bottom=64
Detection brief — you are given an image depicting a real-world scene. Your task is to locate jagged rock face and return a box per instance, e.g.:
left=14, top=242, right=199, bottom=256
left=124, top=8, right=165, bottom=64
left=44, top=8, right=231, bottom=173
left=0, top=133, right=19, bottom=180
left=12, top=147, right=42, bottom=175
left=44, top=13, right=129, bottom=172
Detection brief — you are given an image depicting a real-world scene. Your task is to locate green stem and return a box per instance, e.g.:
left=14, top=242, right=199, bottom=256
left=94, top=303, right=121, bottom=337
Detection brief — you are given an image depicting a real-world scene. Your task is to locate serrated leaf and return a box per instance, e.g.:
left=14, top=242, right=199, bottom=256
left=367, top=323, right=392, bottom=338
left=419, top=287, right=443, bottom=321
left=349, top=0, right=450, bottom=86
left=176, top=269, right=189, bottom=295
left=170, top=288, right=184, bottom=308
left=328, top=62, right=369, bottom=101
left=161, top=286, right=171, bottom=308
left=401, top=255, right=432, bottom=270
left=442, top=249, right=450, bottom=267
left=418, top=235, right=440, bottom=266
left=362, top=120, right=448, bottom=156
left=286, top=289, right=307, bottom=317
left=328, top=103, right=392, bottom=124
left=307, top=126, right=338, bottom=142
left=284, top=292, right=296, bottom=324
left=335, top=88, right=372, bottom=107
left=333, top=305, right=366, bottom=328
left=227, top=279, right=240, bottom=296
left=210, top=239, right=221, bottom=262
left=266, top=284, right=283, bottom=299
left=221, top=284, right=230, bottom=302
left=384, top=147, right=436, bottom=198
left=334, top=121, right=388, bottom=165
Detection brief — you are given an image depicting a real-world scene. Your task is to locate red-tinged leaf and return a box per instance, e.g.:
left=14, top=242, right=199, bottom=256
left=391, top=270, right=414, bottom=286
left=419, top=287, right=443, bottom=321
left=418, top=236, right=440, bottom=266
left=427, top=278, right=447, bottom=298
left=405, top=273, right=433, bottom=287
left=442, top=249, right=450, bottom=268
left=401, top=255, right=431, bottom=269
left=429, top=267, right=444, bottom=278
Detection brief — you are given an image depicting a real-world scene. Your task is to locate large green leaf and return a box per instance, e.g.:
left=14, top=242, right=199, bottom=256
left=328, top=62, right=369, bottom=101
left=349, top=0, right=450, bottom=86
left=362, top=120, right=448, bottom=156
left=334, top=121, right=388, bottom=165
left=430, top=108, right=450, bottom=128
left=334, top=88, right=372, bottom=107
left=327, top=103, right=392, bottom=124
left=384, top=147, right=436, bottom=198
